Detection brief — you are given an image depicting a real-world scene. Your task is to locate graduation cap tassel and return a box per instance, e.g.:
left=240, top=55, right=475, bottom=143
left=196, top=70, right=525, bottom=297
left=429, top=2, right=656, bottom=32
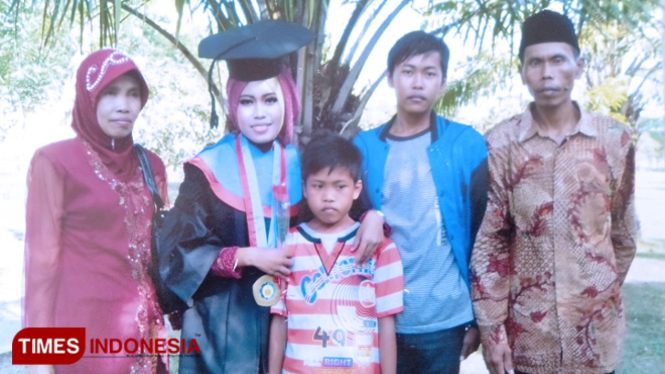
left=207, top=60, right=219, bottom=129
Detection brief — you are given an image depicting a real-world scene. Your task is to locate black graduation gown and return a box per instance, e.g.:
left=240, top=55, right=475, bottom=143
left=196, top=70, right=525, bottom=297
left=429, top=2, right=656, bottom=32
left=158, top=163, right=271, bottom=374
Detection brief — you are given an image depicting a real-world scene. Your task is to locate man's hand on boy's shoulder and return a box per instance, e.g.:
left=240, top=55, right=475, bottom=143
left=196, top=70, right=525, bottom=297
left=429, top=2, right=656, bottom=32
left=352, top=210, right=386, bottom=264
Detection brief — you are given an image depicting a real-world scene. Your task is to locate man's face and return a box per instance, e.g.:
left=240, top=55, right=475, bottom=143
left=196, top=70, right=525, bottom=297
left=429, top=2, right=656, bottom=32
left=388, top=52, right=446, bottom=116
left=520, top=42, right=584, bottom=109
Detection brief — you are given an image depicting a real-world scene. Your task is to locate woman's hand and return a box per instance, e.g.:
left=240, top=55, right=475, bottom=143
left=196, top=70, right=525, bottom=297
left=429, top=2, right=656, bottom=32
left=236, top=247, right=293, bottom=279
left=167, top=309, right=183, bottom=331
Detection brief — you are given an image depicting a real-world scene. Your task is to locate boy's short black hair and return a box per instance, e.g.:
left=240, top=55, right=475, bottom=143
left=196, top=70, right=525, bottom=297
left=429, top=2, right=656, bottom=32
left=301, top=131, right=363, bottom=182
left=387, top=31, right=450, bottom=79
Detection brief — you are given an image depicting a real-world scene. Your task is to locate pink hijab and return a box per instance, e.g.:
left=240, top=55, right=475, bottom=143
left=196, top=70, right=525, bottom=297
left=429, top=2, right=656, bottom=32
left=24, top=49, right=168, bottom=374
left=71, top=49, right=149, bottom=182
left=225, top=67, right=300, bottom=145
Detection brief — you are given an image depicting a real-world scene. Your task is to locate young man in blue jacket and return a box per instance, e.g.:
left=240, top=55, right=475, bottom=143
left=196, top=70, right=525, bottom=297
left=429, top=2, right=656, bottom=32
left=354, top=31, right=488, bottom=374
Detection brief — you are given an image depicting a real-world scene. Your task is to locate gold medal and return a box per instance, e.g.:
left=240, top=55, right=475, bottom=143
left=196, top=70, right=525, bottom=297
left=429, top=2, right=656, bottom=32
left=252, top=274, right=281, bottom=306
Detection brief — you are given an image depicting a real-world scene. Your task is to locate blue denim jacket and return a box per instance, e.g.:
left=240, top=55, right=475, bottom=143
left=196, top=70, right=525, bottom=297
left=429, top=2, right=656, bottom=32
left=353, top=113, right=488, bottom=287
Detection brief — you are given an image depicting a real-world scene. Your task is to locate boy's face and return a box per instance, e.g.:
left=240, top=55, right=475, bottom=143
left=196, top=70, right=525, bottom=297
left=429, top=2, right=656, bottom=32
left=520, top=42, right=584, bottom=110
left=388, top=52, right=446, bottom=116
left=304, top=167, right=362, bottom=230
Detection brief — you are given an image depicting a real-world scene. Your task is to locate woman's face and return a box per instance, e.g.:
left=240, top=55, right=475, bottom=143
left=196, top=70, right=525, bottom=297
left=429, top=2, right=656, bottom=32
left=96, top=73, right=142, bottom=139
left=236, top=78, right=285, bottom=145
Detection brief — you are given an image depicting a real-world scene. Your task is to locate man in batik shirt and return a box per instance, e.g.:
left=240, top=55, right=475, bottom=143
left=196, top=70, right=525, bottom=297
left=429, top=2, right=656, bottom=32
left=471, top=10, right=637, bottom=374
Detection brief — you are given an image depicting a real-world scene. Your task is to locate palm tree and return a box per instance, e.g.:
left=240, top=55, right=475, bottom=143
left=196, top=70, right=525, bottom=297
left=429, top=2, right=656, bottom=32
left=428, top=0, right=662, bottom=134
left=7, top=0, right=661, bottom=142
left=9, top=0, right=413, bottom=143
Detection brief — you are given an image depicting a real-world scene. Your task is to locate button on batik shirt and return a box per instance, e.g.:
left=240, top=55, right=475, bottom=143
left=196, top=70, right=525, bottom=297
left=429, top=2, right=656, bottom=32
left=471, top=104, right=637, bottom=374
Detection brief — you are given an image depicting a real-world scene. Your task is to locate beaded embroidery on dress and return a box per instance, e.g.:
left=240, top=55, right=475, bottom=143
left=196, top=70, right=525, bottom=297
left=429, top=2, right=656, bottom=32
left=83, top=140, right=167, bottom=373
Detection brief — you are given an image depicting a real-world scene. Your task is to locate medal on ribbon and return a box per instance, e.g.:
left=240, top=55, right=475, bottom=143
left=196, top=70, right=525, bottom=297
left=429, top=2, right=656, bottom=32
left=253, top=274, right=282, bottom=306
left=237, top=135, right=291, bottom=306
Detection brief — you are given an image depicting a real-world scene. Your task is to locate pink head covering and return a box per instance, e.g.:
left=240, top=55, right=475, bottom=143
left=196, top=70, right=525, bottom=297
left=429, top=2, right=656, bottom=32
left=72, top=49, right=149, bottom=182
left=225, top=67, right=300, bottom=145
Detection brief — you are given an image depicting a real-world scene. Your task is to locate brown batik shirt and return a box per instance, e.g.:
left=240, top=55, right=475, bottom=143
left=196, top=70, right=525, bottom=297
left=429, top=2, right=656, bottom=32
left=471, top=104, right=637, bottom=374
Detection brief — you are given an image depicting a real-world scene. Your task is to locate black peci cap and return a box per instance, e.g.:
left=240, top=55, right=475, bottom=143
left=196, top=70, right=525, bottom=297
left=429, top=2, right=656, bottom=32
left=199, top=20, right=314, bottom=81
left=519, top=10, right=580, bottom=61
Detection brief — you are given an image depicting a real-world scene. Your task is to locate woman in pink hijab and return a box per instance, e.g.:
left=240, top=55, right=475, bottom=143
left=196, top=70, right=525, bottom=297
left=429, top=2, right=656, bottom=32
left=24, top=49, right=168, bottom=374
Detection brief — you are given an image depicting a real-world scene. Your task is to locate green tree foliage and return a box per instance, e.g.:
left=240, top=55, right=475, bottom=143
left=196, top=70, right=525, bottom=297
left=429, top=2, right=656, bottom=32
left=9, top=0, right=415, bottom=143
left=1, top=0, right=221, bottom=170
left=434, top=51, right=515, bottom=120
left=427, top=0, right=662, bottom=135
left=0, top=0, right=76, bottom=139
left=104, top=12, right=223, bottom=172
left=580, top=21, right=662, bottom=138
left=4, top=0, right=662, bottom=149
left=127, top=16, right=223, bottom=173
left=426, top=0, right=657, bottom=53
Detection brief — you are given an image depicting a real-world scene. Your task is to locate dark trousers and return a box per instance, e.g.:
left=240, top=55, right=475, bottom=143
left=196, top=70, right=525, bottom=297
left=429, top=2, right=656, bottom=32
left=396, top=324, right=466, bottom=374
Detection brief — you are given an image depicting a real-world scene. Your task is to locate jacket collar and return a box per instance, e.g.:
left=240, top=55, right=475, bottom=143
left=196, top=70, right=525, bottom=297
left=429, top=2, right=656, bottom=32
left=518, top=101, right=598, bottom=143
left=379, top=110, right=439, bottom=143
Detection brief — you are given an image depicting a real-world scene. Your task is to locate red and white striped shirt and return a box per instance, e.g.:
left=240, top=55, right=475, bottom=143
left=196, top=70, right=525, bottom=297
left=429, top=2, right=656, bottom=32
left=271, top=223, right=404, bottom=374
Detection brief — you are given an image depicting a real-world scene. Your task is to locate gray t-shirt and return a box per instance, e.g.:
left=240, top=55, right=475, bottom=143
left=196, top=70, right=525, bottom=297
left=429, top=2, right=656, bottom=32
left=383, top=130, right=473, bottom=334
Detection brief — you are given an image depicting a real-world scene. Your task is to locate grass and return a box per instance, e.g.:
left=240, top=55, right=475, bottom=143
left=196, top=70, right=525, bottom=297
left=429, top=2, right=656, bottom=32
left=637, top=237, right=665, bottom=255
left=634, top=237, right=665, bottom=262
left=617, top=282, right=665, bottom=374
left=635, top=252, right=665, bottom=261
left=3, top=279, right=663, bottom=374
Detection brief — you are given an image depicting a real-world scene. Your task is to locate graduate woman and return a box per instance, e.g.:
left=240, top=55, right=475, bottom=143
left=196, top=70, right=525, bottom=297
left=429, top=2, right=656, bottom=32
left=158, top=21, right=387, bottom=374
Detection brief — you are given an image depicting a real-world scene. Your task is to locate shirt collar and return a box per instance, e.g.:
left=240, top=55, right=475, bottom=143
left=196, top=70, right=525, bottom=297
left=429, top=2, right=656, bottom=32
left=518, top=101, right=598, bottom=143
left=380, top=110, right=439, bottom=143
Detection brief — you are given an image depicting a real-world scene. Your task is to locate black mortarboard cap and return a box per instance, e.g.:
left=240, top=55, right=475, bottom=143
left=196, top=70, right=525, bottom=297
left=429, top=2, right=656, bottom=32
left=199, top=20, right=313, bottom=128
left=199, top=20, right=314, bottom=81
left=519, top=10, right=580, bottom=61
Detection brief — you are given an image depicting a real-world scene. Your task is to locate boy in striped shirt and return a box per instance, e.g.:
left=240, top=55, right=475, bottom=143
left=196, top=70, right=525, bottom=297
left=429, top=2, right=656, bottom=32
left=268, top=133, right=404, bottom=374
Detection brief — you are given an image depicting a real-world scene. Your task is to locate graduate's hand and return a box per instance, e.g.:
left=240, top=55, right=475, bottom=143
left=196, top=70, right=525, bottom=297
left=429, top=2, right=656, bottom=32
left=483, top=342, right=514, bottom=374
left=167, top=309, right=183, bottom=331
left=239, top=247, right=293, bottom=279
left=352, top=210, right=385, bottom=264
left=459, top=325, right=480, bottom=360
